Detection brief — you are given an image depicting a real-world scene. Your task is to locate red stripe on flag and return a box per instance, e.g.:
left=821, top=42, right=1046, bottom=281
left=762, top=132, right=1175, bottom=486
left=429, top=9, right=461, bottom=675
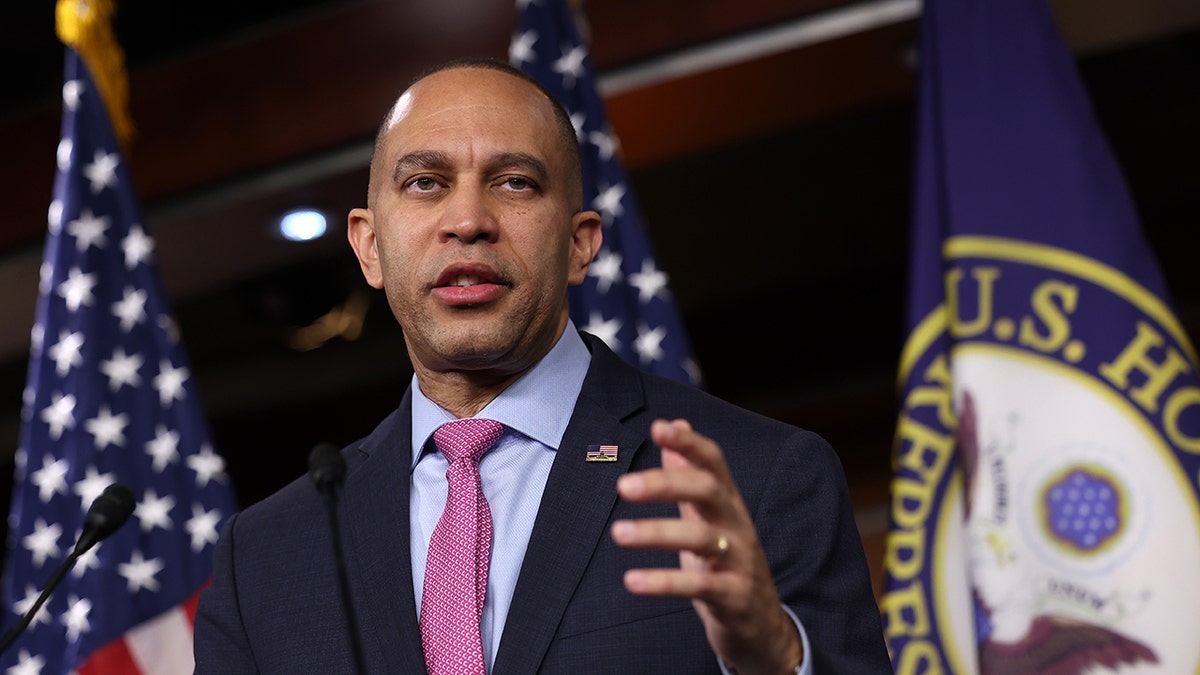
left=74, top=582, right=210, bottom=675
left=77, top=635, right=140, bottom=675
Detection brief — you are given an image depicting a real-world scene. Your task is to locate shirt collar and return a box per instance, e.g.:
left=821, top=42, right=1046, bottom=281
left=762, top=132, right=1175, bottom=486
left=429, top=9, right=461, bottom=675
left=410, top=321, right=591, bottom=468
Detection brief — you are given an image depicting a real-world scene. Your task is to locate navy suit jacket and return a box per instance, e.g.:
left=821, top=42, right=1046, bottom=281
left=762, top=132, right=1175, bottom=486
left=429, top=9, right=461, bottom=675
left=193, top=333, right=892, bottom=673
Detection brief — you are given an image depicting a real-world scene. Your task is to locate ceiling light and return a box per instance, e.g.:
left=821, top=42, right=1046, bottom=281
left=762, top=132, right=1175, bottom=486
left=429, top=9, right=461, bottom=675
left=278, top=208, right=327, bottom=241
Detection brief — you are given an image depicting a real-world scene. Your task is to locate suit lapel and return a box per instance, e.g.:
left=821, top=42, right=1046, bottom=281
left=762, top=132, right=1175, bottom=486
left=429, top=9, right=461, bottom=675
left=493, top=336, right=648, bottom=674
left=343, top=397, right=428, bottom=673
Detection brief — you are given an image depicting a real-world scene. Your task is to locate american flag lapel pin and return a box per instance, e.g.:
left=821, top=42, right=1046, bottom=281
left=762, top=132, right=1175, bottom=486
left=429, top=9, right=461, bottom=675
left=586, top=444, right=618, bottom=462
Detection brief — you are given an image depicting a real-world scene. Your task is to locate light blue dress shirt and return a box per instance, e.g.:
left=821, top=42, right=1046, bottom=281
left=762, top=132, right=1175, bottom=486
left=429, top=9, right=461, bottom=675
left=408, top=322, right=812, bottom=674
left=410, top=324, right=590, bottom=672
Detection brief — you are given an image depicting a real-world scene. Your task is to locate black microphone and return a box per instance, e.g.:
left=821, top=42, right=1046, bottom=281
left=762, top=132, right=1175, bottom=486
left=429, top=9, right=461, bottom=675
left=75, top=483, right=136, bottom=555
left=0, top=483, right=136, bottom=655
left=308, top=443, right=365, bottom=675
left=309, top=442, right=346, bottom=496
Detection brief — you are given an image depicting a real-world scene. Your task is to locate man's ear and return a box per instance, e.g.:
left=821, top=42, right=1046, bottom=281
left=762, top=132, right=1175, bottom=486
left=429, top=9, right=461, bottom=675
left=567, top=209, right=604, bottom=286
left=347, top=207, right=384, bottom=289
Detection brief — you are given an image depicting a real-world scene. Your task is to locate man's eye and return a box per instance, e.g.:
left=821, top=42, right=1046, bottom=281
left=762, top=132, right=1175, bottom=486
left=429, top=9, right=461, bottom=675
left=504, top=177, right=531, bottom=190
left=411, top=177, right=437, bottom=191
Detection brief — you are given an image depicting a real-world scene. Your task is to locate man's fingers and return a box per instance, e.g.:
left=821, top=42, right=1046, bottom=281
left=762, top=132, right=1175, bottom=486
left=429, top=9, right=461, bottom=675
left=611, top=518, right=726, bottom=557
left=622, top=567, right=748, bottom=604
left=652, top=419, right=735, bottom=482
left=616, top=466, right=722, bottom=505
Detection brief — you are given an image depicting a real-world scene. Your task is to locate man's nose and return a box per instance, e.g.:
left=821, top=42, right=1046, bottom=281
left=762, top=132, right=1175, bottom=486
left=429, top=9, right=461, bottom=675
left=439, top=184, right=499, bottom=244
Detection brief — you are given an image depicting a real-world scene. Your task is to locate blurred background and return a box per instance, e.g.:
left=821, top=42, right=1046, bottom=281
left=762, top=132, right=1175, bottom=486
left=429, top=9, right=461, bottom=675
left=1, top=0, right=1198, bottom=598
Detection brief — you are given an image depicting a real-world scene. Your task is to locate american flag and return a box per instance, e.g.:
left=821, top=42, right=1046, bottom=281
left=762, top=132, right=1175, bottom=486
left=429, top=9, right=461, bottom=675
left=585, top=444, right=618, bottom=462
left=510, top=0, right=702, bottom=386
left=0, top=25, right=238, bottom=675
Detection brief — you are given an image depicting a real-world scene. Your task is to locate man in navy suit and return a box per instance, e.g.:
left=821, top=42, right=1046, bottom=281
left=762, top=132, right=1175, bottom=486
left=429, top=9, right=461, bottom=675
left=193, top=58, right=891, bottom=674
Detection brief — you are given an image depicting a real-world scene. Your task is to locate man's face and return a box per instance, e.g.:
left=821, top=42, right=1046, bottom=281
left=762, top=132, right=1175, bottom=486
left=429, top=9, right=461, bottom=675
left=348, top=67, right=601, bottom=379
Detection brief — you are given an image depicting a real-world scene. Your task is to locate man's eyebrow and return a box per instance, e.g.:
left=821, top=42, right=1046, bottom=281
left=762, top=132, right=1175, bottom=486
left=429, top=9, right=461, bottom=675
left=391, top=150, right=451, bottom=184
left=486, top=152, right=550, bottom=183
left=389, top=150, right=551, bottom=185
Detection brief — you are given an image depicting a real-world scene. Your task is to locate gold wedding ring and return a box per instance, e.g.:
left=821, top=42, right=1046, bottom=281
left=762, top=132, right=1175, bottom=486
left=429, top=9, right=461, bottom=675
left=711, top=532, right=730, bottom=560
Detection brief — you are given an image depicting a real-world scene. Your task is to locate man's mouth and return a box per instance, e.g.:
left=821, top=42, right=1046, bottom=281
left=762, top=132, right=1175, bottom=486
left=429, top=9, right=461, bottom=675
left=446, top=274, right=483, bottom=287
left=433, top=266, right=506, bottom=306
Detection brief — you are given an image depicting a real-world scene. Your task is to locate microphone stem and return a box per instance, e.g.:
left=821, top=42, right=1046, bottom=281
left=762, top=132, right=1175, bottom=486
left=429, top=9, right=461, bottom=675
left=0, top=550, right=81, bottom=655
left=321, top=489, right=367, bottom=674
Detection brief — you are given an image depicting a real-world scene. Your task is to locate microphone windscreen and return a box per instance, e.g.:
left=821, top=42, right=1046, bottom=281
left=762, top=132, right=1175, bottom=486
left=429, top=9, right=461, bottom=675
left=309, top=442, right=346, bottom=491
left=75, top=484, right=136, bottom=554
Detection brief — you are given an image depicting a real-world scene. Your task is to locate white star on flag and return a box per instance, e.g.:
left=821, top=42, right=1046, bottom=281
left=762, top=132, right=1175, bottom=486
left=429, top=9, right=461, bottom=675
left=61, top=595, right=92, bottom=643
left=592, top=183, right=626, bottom=223
left=13, top=587, right=52, bottom=629
left=57, top=267, right=97, bottom=312
left=48, top=201, right=64, bottom=236
left=99, top=346, right=144, bottom=392
left=552, top=44, right=587, bottom=88
left=47, top=330, right=85, bottom=377
left=581, top=311, right=622, bottom=352
left=40, top=392, right=77, bottom=440
left=84, top=405, right=129, bottom=450
left=121, top=224, right=154, bottom=270
left=145, top=424, right=181, bottom=473
left=70, top=542, right=102, bottom=579
left=8, top=650, right=45, bottom=675
left=587, top=129, right=616, bottom=160
left=81, top=149, right=118, bottom=194
left=153, top=359, right=188, bottom=407
left=185, top=504, right=222, bottom=553
left=111, top=286, right=148, bottom=331
left=118, top=551, right=165, bottom=593
left=589, top=250, right=623, bottom=293
left=22, top=519, right=63, bottom=568
left=568, top=111, right=586, bottom=140
left=62, top=79, right=83, bottom=110
left=509, top=29, right=538, bottom=65
left=629, top=259, right=670, bottom=303
left=56, top=138, right=73, bottom=172
left=187, top=445, right=227, bottom=487
left=37, top=261, right=54, bottom=295
left=634, top=323, right=667, bottom=365
left=66, top=209, right=109, bottom=251
left=134, top=489, right=176, bottom=532
left=29, top=325, right=44, bottom=358
left=72, top=466, right=117, bottom=512
left=30, top=455, right=69, bottom=503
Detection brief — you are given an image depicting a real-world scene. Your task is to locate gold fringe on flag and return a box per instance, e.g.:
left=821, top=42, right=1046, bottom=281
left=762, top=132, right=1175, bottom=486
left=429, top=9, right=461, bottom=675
left=55, top=0, right=135, bottom=149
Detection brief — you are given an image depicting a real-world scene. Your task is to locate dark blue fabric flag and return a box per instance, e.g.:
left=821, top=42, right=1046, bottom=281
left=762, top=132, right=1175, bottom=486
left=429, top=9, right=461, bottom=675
left=1, top=40, right=238, bottom=675
left=510, top=0, right=702, bottom=386
left=883, top=0, right=1200, bottom=673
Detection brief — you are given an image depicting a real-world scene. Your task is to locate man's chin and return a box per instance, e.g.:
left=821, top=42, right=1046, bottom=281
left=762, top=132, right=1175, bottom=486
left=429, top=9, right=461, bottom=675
left=418, top=331, right=517, bottom=369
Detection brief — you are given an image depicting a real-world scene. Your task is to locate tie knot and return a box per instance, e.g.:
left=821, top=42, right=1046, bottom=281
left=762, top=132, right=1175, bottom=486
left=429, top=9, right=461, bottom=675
left=432, top=418, right=505, bottom=464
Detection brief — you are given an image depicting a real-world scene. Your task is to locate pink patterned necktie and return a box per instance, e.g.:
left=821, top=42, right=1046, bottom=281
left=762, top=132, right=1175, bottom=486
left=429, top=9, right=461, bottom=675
left=420, top=418, right=505, bottom=675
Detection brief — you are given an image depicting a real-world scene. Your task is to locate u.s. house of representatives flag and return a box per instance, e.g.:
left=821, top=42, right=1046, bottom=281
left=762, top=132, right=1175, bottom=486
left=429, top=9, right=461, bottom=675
left=881, top=0, right=1200, bottom=673
left=510, top=0, right=702, bottom=386
left=1, top=3, right=238, bottom=673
